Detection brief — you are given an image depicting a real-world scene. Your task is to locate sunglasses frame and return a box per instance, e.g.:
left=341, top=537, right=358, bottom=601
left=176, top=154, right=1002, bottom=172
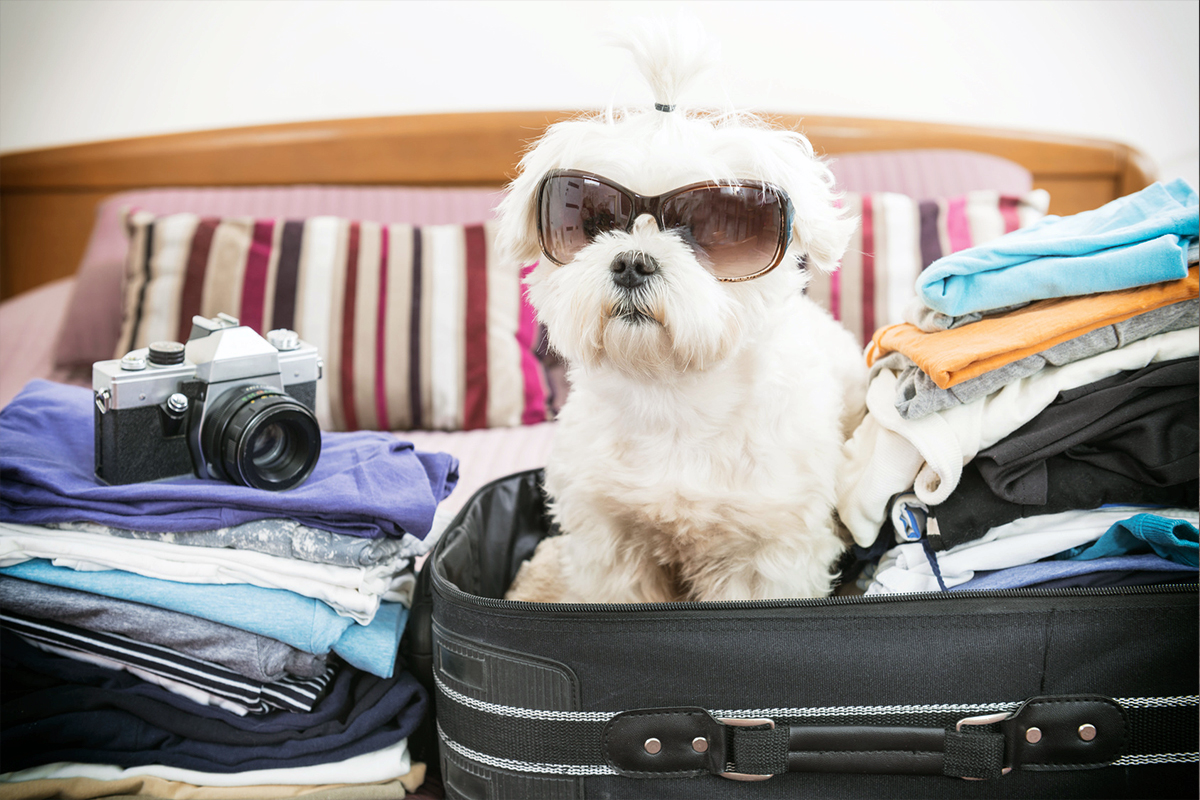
left=535, top=169, right=795, bottom=282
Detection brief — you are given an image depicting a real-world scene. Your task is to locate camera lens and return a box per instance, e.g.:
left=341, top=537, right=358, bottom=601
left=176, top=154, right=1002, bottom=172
left=250, top=422, right=288, bottom=467
left=200, top=385, right=321, bottom=491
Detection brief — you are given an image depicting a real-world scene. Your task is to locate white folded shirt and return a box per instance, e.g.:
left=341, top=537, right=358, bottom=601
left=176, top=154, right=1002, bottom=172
left=0, top=737, right=412, bottom=787
left=0, top=522, right=413, bottom=624
left=866, top=506, right=1200, bottom=595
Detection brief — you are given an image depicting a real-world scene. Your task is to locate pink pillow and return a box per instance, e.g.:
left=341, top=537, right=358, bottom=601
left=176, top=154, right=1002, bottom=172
left=828, top=149, right=1033, bottom=197
left=116, top=208, right=544, bottom=432
left=807, top=188, right=1050, bottom=347
left=53, top=186, right=507, bottom=372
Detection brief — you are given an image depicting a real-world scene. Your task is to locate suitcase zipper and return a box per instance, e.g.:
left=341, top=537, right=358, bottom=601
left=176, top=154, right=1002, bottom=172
left=433, top=571, right=1198, bottom=614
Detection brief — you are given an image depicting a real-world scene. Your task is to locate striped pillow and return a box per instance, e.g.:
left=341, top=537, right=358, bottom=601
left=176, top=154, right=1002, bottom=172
left=807, top=189, right=1050, bottom=346
left=117, top=212, right=546, bottom=432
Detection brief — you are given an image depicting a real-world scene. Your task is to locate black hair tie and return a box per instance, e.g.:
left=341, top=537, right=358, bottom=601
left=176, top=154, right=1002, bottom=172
left=654, top=103, right=675, bottom=112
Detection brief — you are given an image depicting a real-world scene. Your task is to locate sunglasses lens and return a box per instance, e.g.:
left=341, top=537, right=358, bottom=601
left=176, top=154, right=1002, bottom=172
left=539, top=175, right=633, bottom=264
left=662, top=186, right=786, bottom=278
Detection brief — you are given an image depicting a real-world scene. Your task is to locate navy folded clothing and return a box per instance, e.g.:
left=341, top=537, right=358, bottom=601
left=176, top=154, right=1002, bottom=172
left=0, top=380, right=458, bottom=539
left=0, top=630, right=427, bottom=772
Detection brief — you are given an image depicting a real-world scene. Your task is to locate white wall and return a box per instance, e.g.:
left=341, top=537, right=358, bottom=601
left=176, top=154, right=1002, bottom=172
left=2, top=0, right=1197, bottom=188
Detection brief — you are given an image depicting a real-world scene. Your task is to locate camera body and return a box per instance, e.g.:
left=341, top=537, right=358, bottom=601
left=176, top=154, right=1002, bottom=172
left=94, top=313, right=323, bottom=491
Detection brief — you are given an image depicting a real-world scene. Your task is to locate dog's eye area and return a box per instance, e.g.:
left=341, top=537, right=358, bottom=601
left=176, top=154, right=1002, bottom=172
left=660, top=187, right=787, bottom=279
left=580, top=204, right=621, bottom=239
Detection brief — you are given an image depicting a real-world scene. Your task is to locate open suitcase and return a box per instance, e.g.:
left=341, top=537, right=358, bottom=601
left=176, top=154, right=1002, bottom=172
left=407, top=469, right=1199, bottom=799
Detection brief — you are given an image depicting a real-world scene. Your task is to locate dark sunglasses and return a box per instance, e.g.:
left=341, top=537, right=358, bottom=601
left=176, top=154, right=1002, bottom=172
left=535, top=169, right=795, bottom=281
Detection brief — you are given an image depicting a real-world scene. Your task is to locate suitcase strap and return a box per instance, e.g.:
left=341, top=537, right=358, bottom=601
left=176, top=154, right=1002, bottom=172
left=436, top=679, right=1199, bottom=781
left=605, top=696, right=1128, bottom=780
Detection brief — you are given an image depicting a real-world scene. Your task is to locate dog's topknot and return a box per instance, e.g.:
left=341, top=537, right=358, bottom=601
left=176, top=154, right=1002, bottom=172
left=607, top=13, right=719, bottom=113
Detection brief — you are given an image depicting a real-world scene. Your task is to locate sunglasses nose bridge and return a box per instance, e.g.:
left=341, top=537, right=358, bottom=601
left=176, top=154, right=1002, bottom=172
left=631, top=212, right=661, bottom=236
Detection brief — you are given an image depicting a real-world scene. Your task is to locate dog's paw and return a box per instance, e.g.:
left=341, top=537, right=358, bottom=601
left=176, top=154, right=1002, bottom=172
left=504, top=536, right=569, bottom=602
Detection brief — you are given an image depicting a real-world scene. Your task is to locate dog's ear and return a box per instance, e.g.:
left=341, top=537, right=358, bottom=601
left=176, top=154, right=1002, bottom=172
left=756, top=128, right=858, bottom=275
left=494, top=166, right=544, bottom=268
left=794, top=202, right=858, bottom=275
left=495, top=118, right=585, bottom=267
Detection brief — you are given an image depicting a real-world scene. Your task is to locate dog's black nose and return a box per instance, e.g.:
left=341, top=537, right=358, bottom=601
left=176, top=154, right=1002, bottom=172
left=610, top=252, right=658, bottom=289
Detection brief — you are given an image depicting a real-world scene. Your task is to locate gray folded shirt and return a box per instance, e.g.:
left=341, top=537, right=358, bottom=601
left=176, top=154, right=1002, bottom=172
left=45, top=517, right=416, bottom=567
left=0, top=576, right=326, bottom=682
left=885, top=299, right=1199, bottom=420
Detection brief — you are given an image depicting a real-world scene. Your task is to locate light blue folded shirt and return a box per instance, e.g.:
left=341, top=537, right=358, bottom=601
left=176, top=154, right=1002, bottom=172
left=916, top=179, right=1199, bottom=316
left=0, top=559, right=406, bottom=678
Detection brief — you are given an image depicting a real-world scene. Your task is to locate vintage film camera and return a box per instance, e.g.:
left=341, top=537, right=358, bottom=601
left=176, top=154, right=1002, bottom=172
left=93, top=313, right=323, bottom=491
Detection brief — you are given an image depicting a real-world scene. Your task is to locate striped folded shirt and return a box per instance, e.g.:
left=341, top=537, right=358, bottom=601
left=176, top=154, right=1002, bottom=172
left=1, top=612, right=335, bottom=715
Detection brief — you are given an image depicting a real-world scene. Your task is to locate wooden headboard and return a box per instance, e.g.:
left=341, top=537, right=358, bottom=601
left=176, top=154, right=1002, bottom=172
left=0, top=110, right=1153, bottom=300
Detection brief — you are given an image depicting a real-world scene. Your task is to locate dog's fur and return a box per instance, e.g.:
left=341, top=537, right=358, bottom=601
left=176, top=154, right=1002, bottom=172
left=497, top=19, right=868, bottom=603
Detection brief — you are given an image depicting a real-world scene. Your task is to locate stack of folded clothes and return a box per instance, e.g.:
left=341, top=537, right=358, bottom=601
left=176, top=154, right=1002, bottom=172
left=837, top=178, right=1199, bottom=594
left=0, top=379, right=458, bottom=798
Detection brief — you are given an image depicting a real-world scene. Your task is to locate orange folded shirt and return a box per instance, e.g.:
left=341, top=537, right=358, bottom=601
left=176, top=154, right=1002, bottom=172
left=865, top=265, right=1199, bottom=389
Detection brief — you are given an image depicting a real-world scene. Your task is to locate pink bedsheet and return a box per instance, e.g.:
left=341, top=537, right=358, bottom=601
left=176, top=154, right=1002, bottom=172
left=1, top=277, right=77, bottom=407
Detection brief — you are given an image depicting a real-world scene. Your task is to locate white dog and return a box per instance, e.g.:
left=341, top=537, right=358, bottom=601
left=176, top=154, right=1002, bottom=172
left=498, top=19, right=868, bottom=603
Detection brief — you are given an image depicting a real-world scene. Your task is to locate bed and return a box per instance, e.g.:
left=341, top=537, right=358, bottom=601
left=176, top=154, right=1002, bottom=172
left=0, top=109, right=1155, bottom=518
left=0, top=110, right=1162, bottom=797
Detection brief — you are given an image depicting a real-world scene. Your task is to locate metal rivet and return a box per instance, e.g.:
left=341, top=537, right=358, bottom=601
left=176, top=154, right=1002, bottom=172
left=692, top=736, right=709, bottom=753
left=1078, top=723, right=1097, bottom=742
left=1025, top=727, right=1042, bottom=744
left=644, top=737, right=662, bottom=755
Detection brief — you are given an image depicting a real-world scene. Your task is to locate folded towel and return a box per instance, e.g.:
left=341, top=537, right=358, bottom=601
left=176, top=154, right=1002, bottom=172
left=916, top=179, right=1198, bottom=317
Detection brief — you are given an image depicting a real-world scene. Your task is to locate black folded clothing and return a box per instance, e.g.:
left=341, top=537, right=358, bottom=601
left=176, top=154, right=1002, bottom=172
left=973, top=356, right=1198, bottom=506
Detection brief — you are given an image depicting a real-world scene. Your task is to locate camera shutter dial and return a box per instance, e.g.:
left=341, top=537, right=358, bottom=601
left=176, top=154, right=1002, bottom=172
left=148, top=341, right=186, bottom=366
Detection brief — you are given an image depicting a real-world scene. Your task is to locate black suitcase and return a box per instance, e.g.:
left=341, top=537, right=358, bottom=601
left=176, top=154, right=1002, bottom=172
left=407, top=469, right=1199, bottom=799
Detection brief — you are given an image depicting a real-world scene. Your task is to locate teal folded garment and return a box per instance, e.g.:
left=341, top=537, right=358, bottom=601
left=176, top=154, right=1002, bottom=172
left=0, top=559, right=406, bottom=678
left=1056, top=512, right=1199, bottom=567
left=917, top=179, right=1198, bottom=316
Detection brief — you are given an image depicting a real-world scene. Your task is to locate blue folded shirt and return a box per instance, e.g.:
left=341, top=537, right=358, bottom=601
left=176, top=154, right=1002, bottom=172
left=0, top=380, right=458, bottom=539
left=0, top=559, right=407, bottom=678
left=1056, top=512, right=1198, bottom=567
left=917, top=179, right=1199, bottom=316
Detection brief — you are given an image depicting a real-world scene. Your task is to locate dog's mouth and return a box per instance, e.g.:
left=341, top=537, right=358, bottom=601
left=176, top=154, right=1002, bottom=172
left=607, top=297, right=664, bottom=327
left=613, top=306, right=656, bottom=325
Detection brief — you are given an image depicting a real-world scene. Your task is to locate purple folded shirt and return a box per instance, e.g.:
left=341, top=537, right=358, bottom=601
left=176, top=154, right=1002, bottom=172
left=0, top=380, right=458, bottom=539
